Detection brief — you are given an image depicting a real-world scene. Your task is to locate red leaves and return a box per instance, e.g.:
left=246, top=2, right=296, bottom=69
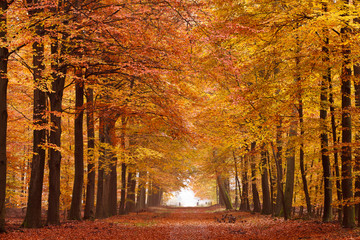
left=2, top=207, right=360, bottom=240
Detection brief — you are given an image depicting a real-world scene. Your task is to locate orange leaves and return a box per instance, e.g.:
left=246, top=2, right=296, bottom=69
left=3, top=207, right=359, bottom=239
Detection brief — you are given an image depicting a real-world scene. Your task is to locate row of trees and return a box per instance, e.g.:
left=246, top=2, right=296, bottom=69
left=189, top=0, right=360, bottom=229
left=2, top=0, right=360, bottom=233
left=1, top=0, right=199, bottom=232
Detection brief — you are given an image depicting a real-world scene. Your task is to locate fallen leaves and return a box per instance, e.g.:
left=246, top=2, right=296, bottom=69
left=2, top=206, right=360, bottom=240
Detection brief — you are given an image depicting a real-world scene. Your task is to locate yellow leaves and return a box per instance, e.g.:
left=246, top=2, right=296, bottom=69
left=134, top=147, right=164, bottom=161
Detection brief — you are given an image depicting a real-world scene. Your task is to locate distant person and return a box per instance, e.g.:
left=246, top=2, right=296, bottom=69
left=197, top=200, right=199, bottom=206
left=179, top=202, right=181, bottom=207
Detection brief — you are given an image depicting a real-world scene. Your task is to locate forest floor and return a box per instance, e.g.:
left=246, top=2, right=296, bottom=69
left=2, top=206, right=360, bottom=239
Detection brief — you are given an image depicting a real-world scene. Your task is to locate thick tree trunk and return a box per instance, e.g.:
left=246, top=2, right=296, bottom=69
left=261, top=148, right=272, bottom=215
left=119, top=163, right=127, bottom=214
left=217, top=175, right=232, bottom=210
left=84, top=88, right=95, bottom=220
left=69, top=78, right=84, bottom=220
left=284, top=121, right=296, bottom=219
left=23, top=5, right=46, bottom=227
left=250, top=142, right=261, bottom=212
left=102, top=168, right=110, bottom=218
left=271, top=142, right=287, bottom=219
left=0, top=1, right=8, bottom=231
left=136, top=172, right=146, bottom=211
left=125, top=171, right=136, bottom=213
left=47, top=37, right=66, bottom=225
left=321, top=40, right=332, bottom=222
left=340, top=12, right=356, bottom=228
left=354, top=64, right=360, bottom=226
left=108, top=154, right=118, bottom=216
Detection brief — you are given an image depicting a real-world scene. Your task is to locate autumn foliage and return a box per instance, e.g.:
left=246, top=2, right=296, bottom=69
left=1, top=0, right=360, bottom=237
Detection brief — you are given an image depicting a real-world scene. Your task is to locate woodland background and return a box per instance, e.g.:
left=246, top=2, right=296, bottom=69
left=1, top=0, right=360, bottom=232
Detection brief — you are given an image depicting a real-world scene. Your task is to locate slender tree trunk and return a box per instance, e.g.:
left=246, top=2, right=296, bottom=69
left=240, top=156, right=250, bottom=211
left=284, top=119, right=296, bottom=219
left=0, top=1, right=8, bottom=232
left=267, top=152, right=275, bottom=215
left=329, top=71, right=342, bottom=222
left=298, top=98, right=312, bottom=215
left=261, top=148, right=272, bottom=215
left=119, top=116, right=127, bottom=214
left=233, top=151, right=240, bottom=210
left=69, top=77, right=84, bottom=220
left=84, top=88, right=95, bottom=220
left=274, top=121, right=284, bottom=216
left=250, top=142, right=261, bottom=212
left=23, top=4, right=46, bottom=227
left=340, top=6, right=355, bottom=227
left=95, top=117, right=105, bottom=219
left=321, top=37, right=332, bottom=222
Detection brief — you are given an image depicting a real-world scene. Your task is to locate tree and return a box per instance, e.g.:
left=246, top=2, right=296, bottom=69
left=69, top=73, right=84, bottom=220
left=0, top=0, right=8, bottom=232
left=260, top=147, right=272, bottom=215
left=320, top=30, right=332, bottom=222
left=340, top=0, right=355, bottom=228
left=22, top=0, right=47, bottom=228
left=84, top=87, right=95, bottom=219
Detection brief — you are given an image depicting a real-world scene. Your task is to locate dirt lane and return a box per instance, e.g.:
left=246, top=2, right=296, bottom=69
left=2, top=206, right=360, bottom=239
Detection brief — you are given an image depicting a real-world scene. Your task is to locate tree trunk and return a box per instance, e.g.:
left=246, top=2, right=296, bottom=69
left=267, top=151, right=275, bottom=215
left=47, top=36, right=66, bottom=225
left=284, top=120, right=296, bottom=219
left=320, top=37, right=332, bottom=222
left=240, top=155, right=249, bottom=211
left=119, top=116, right=127, bottom=214
left=107, top=118, right=118, bottom=216
left=23, top=4, right=46, bottom=227
left=125, top=171, right=136, bottom=213
left=274, top=121, right=284, bottom=216
left=136, top=171, right=146, bottom=211
left=108, top=154, right=118, bottom=216
left=119, top=163, right=127, bottom=214
left=217, top=175, right=232, bottom=210
left=298, top=98, right=312, bottom=215
left=95, top=117, right=105, bottom=219
left=250, top=142, right=261, bottom=212
left=69, top=78, right=84, bottom=220
left=261, top=148, right=272, bottom=215
left=0, top=0, right=8, bottom=231
left=233, top=151, right=241, bottom=210
left=340, top=8, right=356, bottom=227
left=271, top=142, right=287, bottom=219
left=354, top=64, right=360, bottom=226
left=329, top=69, right=342, bottom=222
left=84, top=88, right=95, bottom=220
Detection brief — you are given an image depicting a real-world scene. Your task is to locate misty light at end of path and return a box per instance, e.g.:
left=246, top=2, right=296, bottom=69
left=166, top=188, right=210, bottom=207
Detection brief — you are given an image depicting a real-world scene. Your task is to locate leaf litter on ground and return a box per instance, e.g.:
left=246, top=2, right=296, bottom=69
left=2, top=206, right=360, bottom=240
